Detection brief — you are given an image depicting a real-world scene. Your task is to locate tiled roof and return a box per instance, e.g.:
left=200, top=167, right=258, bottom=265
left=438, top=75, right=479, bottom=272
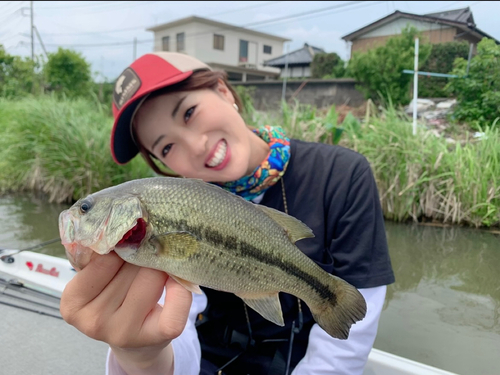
left=264, top=43, right=325, bottom=67
left=424, top=7, right=474, bottom=25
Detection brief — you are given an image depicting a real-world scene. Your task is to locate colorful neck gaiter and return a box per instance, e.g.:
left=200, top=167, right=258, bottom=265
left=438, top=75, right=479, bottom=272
left=214, top=125, right=291, bottom=201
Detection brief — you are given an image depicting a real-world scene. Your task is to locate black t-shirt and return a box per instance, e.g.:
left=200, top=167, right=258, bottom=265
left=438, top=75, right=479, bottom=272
left=198, top=139, right=395, bottom=374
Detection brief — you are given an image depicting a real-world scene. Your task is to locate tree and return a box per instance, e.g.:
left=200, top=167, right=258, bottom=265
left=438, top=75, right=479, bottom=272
left=0, top=45, right=38, bottom=98
left=44, top=48, right=92, bottom=98
left=347, top=26, right=432, bottom=105
left=311, top=52, right=345, bottom=78
left=445, top=38, right=500, bottom=127
left=419, top=41, right=470, bottom=98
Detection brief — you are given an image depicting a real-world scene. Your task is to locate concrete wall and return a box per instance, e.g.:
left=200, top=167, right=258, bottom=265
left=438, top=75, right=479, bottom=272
left=233, top=79, right=365, bottom=110
left=152, top=21, right=284, bottom=71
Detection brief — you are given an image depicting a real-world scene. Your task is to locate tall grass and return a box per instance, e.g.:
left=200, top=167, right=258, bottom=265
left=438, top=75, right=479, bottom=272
left=340, top=105, right=500, bottom=228
left=0, top=95, right=498, bottom=227
left=0, top=96, right=152, bottom=203
left=251, top=100, right=499, bottom=227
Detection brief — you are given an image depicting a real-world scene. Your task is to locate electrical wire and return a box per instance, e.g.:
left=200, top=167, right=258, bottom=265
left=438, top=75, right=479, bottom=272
left=39, top=1, right=282, bottom=37
left=35, top=1, right=127, bottom=10
left=38, top=1, right=385, bottom=50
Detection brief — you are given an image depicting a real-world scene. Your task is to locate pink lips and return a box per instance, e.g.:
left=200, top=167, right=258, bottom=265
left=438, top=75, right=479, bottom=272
left=206, top=139, right=231, bottom=171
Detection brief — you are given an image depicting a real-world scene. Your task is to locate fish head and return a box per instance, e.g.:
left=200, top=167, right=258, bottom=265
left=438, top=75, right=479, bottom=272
left=59, top=190, right=147, bottom=270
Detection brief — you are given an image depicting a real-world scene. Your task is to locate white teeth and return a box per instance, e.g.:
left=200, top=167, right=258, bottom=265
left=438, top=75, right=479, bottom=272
left=207, top=140, right=227, bottom=167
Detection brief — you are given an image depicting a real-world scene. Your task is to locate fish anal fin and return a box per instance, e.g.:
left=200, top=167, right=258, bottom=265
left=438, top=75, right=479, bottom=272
left=170, top=275, right=203, bottom=295
left=255, top=205, right=314, bottom=243
left=236, top=292, right=284, bottom=326
left=149, top=231, right=198, bottom=259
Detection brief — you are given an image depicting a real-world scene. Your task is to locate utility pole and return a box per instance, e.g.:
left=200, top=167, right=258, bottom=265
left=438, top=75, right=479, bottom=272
left=30, top=1, right=34, bottom=60
left=133, top=37, right=137, bottom=61
left=33, top=26, right=48, bottom=59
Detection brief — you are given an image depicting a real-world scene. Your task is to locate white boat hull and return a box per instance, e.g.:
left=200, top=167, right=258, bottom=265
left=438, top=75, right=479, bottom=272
left=0, top=251, right=459, bottom=375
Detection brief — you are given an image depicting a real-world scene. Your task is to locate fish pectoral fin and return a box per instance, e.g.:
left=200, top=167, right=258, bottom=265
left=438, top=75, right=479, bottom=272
left=255, top=205, right=314, bottom=243
left=149, top=232, right=199, bottom=259
left=169, top=275, right=203, bottom=295
left=237, top=292, right=285, bottom=327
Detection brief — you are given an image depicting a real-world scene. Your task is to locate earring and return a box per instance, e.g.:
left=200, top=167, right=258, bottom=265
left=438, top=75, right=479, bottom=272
left=233, top=103, right=239, bottom=111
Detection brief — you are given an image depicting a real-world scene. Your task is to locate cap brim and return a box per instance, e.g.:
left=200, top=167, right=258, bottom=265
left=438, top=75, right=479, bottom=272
left=111, top=70, right=194, bottom=165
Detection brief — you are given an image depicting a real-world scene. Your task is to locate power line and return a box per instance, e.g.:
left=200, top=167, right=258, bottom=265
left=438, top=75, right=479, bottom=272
left=35, top=1, right=125, bottom=10
left=39, top=1, right=282, bottom=37
left=253, top=0, right=384, bottom=30
left=38, top=0, right=158, bottom=14
left=208, top=1, right=282, bottom=17
left=39, top=1, right=383, bottom=50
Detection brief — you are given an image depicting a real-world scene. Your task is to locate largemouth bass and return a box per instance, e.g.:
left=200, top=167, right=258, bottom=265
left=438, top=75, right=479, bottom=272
left=59, top=177, right=366, bottom=339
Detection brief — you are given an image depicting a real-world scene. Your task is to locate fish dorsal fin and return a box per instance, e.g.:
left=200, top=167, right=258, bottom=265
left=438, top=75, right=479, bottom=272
left=255, top=205, right=314, bottom=243
left=149, top=231, right=199, bottom=259
left=236, top=292, right=284, bottom=327
left=170, top=275, right=203, bottom=295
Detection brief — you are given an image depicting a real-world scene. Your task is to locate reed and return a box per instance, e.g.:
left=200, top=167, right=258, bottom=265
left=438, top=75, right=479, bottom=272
left=0, top=96, right=498, bottom=227
left=339, top=104, right=500, bottom=228
left=0, top=96, right=152, bottom=203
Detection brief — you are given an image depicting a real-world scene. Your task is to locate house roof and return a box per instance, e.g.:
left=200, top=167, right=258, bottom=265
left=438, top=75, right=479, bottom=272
left=146, top=15, right=290, bottom=42
left=263, top=43, right=325, bottom=67
left=342, top=7, right=499, bottom=44
left=424, top=7, right=474, bottom=24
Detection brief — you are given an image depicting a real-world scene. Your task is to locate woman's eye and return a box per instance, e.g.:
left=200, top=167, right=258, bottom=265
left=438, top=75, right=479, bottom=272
left=184, top=106, right=196, bottom=122
left=162, top=144, right=173, bottom=157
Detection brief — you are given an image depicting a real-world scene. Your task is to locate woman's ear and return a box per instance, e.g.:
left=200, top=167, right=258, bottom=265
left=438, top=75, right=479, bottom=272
left=216, top=78, right=235, bottom=104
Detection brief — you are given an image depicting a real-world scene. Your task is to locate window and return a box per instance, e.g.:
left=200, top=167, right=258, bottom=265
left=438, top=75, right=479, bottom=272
left=263, top=45, right=272, bottom=54
left=176, top=32, right=185, bottom=52
left=213, top=34, right=224, bottom=50
left=239, top=40, right=248, bottom=62
left=162, top=36, right=170, bottom=51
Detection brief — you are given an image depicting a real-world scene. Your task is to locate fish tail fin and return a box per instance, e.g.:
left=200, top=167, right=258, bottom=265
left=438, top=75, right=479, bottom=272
left=309, top=275, right=367, bottom=340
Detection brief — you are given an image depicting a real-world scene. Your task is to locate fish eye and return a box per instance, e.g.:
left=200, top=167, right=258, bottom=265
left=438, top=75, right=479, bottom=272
left=80, top=200, right=92, bottom=214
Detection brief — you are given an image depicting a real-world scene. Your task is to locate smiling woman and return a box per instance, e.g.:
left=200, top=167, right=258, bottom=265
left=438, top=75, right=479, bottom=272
left=59, top=51, right=395, bottom=375
left=129, top=70, right=245, bottom=179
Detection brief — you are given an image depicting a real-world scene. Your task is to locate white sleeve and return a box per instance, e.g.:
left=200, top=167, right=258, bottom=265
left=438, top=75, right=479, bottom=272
left=106, top=290, right=208, bottom=375
left=292, top=285, right=386, bottom=375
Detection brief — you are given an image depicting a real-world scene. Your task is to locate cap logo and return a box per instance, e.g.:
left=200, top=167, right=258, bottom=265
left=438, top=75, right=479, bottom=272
left=113, top=68, right=142, bottom=110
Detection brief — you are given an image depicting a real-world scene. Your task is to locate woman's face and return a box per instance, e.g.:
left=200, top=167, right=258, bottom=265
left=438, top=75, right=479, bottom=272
left=134, top=80, right=268, bottom=182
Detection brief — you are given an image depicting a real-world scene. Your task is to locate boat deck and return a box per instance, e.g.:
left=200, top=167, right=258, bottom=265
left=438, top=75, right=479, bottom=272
left=1, top=279, right=108, bottom=375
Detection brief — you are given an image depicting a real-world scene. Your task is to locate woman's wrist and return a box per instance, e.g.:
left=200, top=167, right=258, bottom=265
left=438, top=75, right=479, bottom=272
left=110, top=343, right=175, bottom=375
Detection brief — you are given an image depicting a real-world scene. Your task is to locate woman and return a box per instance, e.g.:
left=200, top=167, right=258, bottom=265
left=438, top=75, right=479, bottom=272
left=60, top=52, right=395, bottom=375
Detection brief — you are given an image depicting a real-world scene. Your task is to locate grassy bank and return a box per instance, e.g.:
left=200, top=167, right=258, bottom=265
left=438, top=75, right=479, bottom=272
left=253, top=101, right=500, bottom=228
left=0, top=96, right=151, bottom=203
left=0, top=96, right=498, bottom=228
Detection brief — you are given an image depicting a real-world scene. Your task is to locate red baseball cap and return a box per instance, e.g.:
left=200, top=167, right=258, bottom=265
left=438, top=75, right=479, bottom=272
left=111, top=52, right=211, bottom=165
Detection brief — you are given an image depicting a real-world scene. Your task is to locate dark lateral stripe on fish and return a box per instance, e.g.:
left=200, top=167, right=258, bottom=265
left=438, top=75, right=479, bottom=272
left=156, top=217, right=336, bottom=303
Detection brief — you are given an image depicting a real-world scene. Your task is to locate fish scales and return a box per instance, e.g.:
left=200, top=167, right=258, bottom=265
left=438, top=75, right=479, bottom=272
left=134, top=178, right=331, bottom=300
left=59, top=177, right=367, bottom=339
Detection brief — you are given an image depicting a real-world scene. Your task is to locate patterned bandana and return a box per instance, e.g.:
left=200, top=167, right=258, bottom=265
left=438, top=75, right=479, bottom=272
left=214, top=125, right=291, bottom=201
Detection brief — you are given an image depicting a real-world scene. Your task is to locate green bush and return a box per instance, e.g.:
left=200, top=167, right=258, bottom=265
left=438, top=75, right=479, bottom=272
left=43, top=48, right=92, bottom=98
left=445, top=38, right=500, bottom=128
left=347, top=25, right=432, bottom=106
left=0, top=96, right=151, bottom=203
left=311, top=52, right=345, bottom=78
left=0, top=45, right=40, bottom=98
left=419, top=41, right=470, bottom=98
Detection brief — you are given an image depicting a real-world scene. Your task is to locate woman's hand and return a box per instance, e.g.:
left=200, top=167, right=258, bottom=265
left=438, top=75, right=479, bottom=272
left=60, top=251, right=193, bottom=375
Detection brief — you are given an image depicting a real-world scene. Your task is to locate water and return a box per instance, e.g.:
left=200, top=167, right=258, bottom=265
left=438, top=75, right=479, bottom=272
left=0, top=195, right=498, bottom=375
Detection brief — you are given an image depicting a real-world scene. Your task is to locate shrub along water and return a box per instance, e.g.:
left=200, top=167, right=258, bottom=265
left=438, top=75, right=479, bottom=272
left=0, top=95, right=498, bottom=227
left=0, top=96, right=152, bottom=203
left=254, top=100, right=499, bottom=228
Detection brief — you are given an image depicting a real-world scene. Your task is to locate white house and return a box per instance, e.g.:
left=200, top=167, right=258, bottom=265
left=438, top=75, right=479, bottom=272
left=147, top=16, right=290, bottom=82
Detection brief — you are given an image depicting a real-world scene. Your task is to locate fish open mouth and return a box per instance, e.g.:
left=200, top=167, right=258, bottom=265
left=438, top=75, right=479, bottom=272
left=116, top=218, right=147, bottom=248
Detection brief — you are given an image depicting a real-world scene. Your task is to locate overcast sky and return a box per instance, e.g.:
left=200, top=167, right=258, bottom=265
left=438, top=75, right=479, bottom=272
left=1, top=1, right=499, bottom=81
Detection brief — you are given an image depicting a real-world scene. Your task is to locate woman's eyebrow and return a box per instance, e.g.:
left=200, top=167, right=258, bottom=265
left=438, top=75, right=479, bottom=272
left=172, top=95, right=187, bottom=119
left=152, top=135, right=165, bottom=152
